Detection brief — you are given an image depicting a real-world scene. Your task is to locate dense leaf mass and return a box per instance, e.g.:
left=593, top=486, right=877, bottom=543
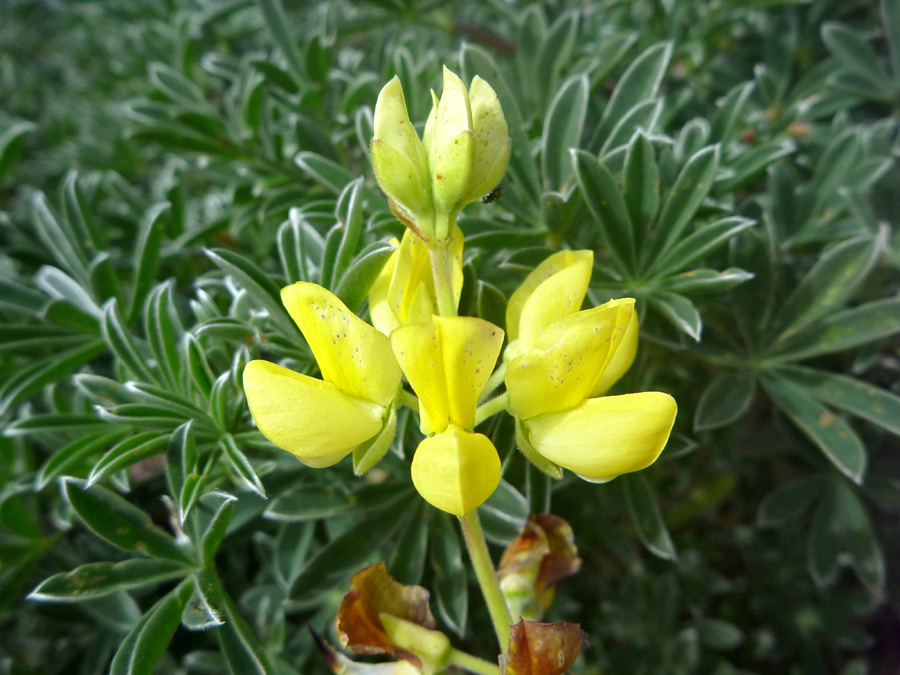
left=1, top=0, right=898, bottom=673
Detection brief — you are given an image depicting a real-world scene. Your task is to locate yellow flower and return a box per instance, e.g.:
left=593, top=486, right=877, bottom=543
left=391, top=316, right=505, bottom=516
left=368, top=227, right=464, bottom=336
left=504, top=250, right=676, bottom=482
left=372, top=67, right=509, bottom=241
left=243, top=282, right=401, bottom=469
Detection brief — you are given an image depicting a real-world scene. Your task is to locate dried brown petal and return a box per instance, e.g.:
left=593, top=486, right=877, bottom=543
left=500, top=619, right=589, bottom=675
left=498, top=514, right=582, bottom=619
left=310, top=626, right=422, bottom=674
left=336, top=562, right=436, bottom=665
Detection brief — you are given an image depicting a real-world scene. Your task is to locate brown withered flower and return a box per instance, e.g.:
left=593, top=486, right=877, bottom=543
left=335, top=562, right=457, bottom=674
left=499, top=619, right=589, bottom=675
left=497, top=514, right=582, bottom=621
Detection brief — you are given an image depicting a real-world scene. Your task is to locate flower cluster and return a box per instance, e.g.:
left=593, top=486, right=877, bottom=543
left=242, top=68, right=676, bottom=519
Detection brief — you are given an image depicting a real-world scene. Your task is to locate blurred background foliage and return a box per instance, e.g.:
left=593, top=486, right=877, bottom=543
left=1, top=0, right=899, bottom=673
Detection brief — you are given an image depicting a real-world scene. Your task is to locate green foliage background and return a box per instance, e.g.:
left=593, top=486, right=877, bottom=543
left=1, top=0, right=899, bottom=673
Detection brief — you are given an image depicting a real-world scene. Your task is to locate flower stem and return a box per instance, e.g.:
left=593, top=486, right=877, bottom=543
left=397, top=388, right=419, bottom=410
left=428, top=239, right=457, bottom=317
left=478, top=362, right=507, bottom=403
left=448, top=647, right=500, bottom=675
left=475, top=393, right=508, bottom=426
left=459, top=509, right=512, bottom=651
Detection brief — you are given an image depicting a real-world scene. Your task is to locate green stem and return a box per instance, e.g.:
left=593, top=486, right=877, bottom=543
left=428, top=240, right=457, bottom=317
left=448, top=648, right=500, bottom=675
left=478, top=362, right=507, bottom=403
left=475, top=393, right=509, bottom=426
left=459, top=509, right=512, bottom=651
left=397, top=388, right=419, bottom=410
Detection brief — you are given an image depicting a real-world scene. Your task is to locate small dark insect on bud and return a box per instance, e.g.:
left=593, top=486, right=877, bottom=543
left=482, top=187, right=507, bottom=204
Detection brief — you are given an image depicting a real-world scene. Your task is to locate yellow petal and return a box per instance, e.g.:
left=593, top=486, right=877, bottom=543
left=461, top=76, right=510, bottom=205
left=368, top=240, right=401, bottom=336
left=243, top=360, right=385, bottom=467
left=391, top=316, right=504, bottom=434
left=522, top=392, right=677, bottom=482
left=505, top=250, right=593, bottom=346
left=506, top=301, right=630, bottom=420
left=281, top=282, right=402, bottom=407
left=410, top=425, right=501, bottom=516
left=592, top=306, right=638, bottom=396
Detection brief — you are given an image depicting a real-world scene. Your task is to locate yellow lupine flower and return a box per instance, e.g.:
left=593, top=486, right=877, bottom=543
left=368, top=227, right=464, bottom=336
left=391, top=316, right=505, bottom=516
left=504, top=251, right=676, bottom=482
left=243, top=283, right=401, bottom=468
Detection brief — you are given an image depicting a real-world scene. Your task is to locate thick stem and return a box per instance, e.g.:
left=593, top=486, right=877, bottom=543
left=478, top=362, right=507, bottom=403
left=428, top=240, right=457, bottom=317
left=459, top=509, right=512, bottom=651
left=448, top=647, right=501, bottom=675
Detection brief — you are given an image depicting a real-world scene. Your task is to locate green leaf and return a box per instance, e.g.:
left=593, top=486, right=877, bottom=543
left=649, top=292, right=702, bottom=341
left=694, top=370, right=756, bottom=431
left=772, top=297, right=900, bottom=360
left=62, top=171, right=103, bottom=254
left=184, top=334, right=215, bottom=399
left=30, top=192, right=90, bottom=284
left=655, top=216, right=755, bottom=276
left=265, top=483, right=411, bottom=522
left=129, top=203, right=170, bottom=322
left=0, top=339, right=105, bottom=416
left=201, top=492, right=237, bottom=563
left=774, top=365, right=900, bottom=437
left=204, top=247, right=300, bottom=339
left=596, top=42, right=673, bottom=144
left=623, top=133, right=659, bottom=254
left=541, top=75, right=589, bottom=190
left=295, top=151, right=354, bottom=195
left=333, top=243, right=395, bottom=313
left=144, top=282, right=183, bottom=391
left=290, top=494, right=412, bottom=597
left=479, top=480, right=530, bottom=546
left=89, top=253, right=122, bottom=305
left=476, top=280, right=507, bottom=329
left=698, top=618, right=743, bottom=651
left=35, top=265, right=100, bottom=318
left=822, top=23, right=892, bottom=91
left=430, top=511, right=467, bottom=637
left=389, top=501, right=428, bottom=586
left=181, top=574, right=223, bottom=630
left=762, top=376, right=866, bottom=484
left=710, top=81, right=754, bottom=144
left=757, top=476, right=826, bottom=528
left=808, top=481, right=885, bottom=592
left=622, top=472, right=677, bottom=561
left=109, top=579, right=193, bottom=675
left=29, top=559, right=189, bottom=602
left=665, top=268, right=754, bottom=294
left=572, top=149, right=635, bottom=269
left=772, top=234, right=882, bottom=343
left=600, top=99, right=663, bottom=157
left=884, top=0, right=900, bottom=77
left=101, top=300, right=156, bottom=382
left=717, top=141, right=795, bottom=192
left=87, top=433, right=169, bottom=486
left=202, top=569, right=269, bottom=674
left=647, top=145, right=720, bottom=263
left=219, top=434, right=266, bottom=498
left=333, top=177, right=365, bottom=283
left=167, top=422, right=204, bottom=524
left=0, top=120, right=36, bottom=178
left=62, top=478, right=196, bottom=564
left=148, top=62, right=205, bottom=106
left=257, top=0, right=305, bottom=85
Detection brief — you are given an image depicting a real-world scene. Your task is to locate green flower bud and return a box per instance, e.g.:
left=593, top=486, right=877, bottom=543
left=371, top=67, right=509, bottom=242
left=371, top=76, right=435, bottom=238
